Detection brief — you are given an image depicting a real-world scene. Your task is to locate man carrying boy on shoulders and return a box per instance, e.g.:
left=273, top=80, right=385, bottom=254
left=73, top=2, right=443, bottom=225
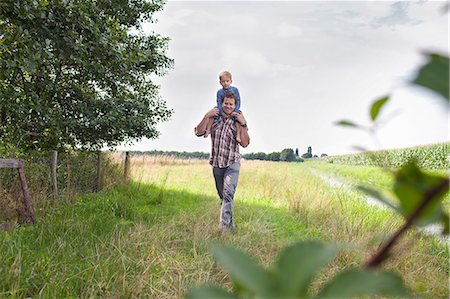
left=195, top=91, right=250, bottom=233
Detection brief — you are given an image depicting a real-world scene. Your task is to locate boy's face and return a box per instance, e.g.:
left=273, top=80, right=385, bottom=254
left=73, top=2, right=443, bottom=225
left=222, top=97, right=236, bottom=115
left=220, top=77, right=232, bottom=89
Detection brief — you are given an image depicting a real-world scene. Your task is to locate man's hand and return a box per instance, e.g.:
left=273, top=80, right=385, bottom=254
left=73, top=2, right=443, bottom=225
left=232, top=112, right=247, bottom=127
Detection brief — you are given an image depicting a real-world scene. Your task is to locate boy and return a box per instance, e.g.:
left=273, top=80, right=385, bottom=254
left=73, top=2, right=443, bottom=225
left=204, top=71, right=242, bottom=137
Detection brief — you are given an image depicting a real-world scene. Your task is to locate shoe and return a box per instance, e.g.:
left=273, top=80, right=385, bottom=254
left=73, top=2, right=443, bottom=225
left=219, top=223, right=234, bottom=234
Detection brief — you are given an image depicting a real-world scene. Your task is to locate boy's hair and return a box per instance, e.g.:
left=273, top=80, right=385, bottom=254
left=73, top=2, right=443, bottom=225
left=222, top=91, right=237, bottom=104
left=219, top=71, right=232, bottom=80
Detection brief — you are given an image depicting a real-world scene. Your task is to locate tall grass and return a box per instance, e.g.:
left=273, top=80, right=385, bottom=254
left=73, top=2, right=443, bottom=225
left=0, top=156, right=448, bottom=298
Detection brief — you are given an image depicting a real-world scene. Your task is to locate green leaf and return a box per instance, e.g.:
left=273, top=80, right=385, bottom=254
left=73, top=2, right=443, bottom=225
left=357, top=186, right=401, bottom=213
left=316, top=269, right=410, bottom=298
left=211, top=243, right=273, bottom=296
left=335, top=120, right=359, bottom=128
left=274, top=241, right=337, bottom=297
left=185, top=286, right=238, bottom=299
left=393, top=161, right=449, bottom=226
left=370, top=96, right=389, bottom=121
left=411, top=53, right=449, bottom=101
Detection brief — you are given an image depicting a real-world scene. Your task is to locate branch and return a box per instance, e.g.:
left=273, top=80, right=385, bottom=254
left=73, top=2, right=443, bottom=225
left=365, top=178, right=449, bottom=268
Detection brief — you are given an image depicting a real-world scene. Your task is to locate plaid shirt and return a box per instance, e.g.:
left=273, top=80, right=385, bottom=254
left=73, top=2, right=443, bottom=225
left=209, top=116, right=241, bottom=168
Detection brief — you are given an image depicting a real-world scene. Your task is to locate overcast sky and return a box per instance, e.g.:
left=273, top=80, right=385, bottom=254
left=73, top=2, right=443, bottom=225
left=118, top=0, right=449, bottom=156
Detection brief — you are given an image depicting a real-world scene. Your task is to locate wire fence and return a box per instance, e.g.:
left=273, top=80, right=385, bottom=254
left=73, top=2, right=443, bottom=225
left=0, top=150, right=209, bottom=226
left=0, top=151, right=126, bottom=225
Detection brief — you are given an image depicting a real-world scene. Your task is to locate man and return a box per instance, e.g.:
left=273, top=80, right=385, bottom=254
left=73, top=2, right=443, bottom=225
left=195, top=91, right=250, bottom=233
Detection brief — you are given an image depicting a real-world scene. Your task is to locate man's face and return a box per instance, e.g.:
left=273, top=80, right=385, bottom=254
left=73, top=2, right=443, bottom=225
left=220, top=77, right=232, bottom=89
left=222, top=97, right=236, bottom=115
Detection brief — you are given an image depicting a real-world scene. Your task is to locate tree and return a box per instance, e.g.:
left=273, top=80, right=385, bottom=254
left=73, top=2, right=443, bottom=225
left=301, top=147, right=313, bottom=159
left=0, top=0, right=173, bottom=151
left=255, top=153, right=266, bottom=160
left=267, top=152, right=281, bottom=161
left=280, top=148, right=295, bottom=162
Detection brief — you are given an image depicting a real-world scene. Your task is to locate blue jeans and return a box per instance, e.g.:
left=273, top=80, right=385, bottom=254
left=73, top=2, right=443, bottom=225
left=213, top=162, right=241, bottom=230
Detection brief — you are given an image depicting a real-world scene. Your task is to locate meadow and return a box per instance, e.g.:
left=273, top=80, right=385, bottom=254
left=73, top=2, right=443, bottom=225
left=0, top=155, right=448, bottom=298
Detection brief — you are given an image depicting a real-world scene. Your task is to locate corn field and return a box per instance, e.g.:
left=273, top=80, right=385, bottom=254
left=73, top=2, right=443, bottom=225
left=321, top=143, right=449, bottom=169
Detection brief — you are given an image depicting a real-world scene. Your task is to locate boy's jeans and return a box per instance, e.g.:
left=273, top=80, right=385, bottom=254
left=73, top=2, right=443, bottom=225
left=213, top=162, right=240, bottom=230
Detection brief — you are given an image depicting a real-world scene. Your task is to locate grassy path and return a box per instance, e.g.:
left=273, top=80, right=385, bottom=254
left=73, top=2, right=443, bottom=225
left=0, top=159, right=448, bottom=298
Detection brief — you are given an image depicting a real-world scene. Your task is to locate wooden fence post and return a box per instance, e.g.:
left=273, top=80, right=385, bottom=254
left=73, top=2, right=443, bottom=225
left=124, top=151, right=130, bottom=180
left=66, top=151, right=71, bottom=191
left=50, top=150, right=58, bottom=199
left=96, top=151, right=102, bottom=192
left=0, top=159, right=35, bottom=224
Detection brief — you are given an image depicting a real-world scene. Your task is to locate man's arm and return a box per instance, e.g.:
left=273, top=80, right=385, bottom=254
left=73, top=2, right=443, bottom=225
left=233, top=112, right=250, bottom=148
left=195, top=108, right=219, bottom=137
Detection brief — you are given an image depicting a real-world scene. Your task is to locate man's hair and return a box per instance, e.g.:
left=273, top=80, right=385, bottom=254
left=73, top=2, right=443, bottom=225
left=222, top=91, right=237, bottom=104
left=219, top=71, right=232, bottom=80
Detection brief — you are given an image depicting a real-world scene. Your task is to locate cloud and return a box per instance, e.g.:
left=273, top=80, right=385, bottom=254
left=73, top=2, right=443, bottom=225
left=128, top=1, right=448, bottom=155
left=276, top=22, right=302, bottom=38
left=217, top=46, right=307, bottom=79
left=371, top=2, right=422, bottom=29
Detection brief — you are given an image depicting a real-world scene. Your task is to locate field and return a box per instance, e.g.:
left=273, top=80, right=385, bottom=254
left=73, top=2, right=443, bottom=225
left=0, top=156, right=448, bottom=298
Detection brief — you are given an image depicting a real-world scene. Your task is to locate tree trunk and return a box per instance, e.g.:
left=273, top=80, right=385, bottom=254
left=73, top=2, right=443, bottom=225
left=124, top=151, right=130, bottom=180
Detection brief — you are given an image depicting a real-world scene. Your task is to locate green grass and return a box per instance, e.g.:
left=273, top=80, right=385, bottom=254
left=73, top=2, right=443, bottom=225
left=0, top=158, right=448, bottom=298
left=305, top=161, right=450, bottom=208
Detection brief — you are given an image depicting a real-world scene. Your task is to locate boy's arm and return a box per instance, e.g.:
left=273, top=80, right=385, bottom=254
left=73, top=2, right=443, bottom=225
left=195, top=108, right=218, bottom=136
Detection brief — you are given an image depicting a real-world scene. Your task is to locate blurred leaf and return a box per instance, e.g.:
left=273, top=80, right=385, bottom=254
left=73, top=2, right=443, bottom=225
left=335, top=120, right=359, bottom=128
left=370, top=96, right=389, bottom=121
left=394, top=161, right=449, bottom=226
left=357, top=186, right=401, bottom=213
left=211, top=243, right=273, bottom=296
left=411, top=53, right=449, bottom=102
left=316, top=269, right=409, bottom=298
left=185, top=286, right=238, bottom=299
left=274, top=241, right=337, bottom=297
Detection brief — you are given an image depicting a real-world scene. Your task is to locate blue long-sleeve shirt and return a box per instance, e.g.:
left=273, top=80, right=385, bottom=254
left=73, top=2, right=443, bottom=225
left=216, top=86, right=241, bottom=114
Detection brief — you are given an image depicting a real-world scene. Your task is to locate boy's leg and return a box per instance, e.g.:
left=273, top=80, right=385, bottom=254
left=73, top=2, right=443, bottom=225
left=205, top=106, right=221, bottom=137
left=235, top=122, right=242, bottom=143
left=204, top=117, right=214, bottom=138
left=234, top=110, right=243, bottom=142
